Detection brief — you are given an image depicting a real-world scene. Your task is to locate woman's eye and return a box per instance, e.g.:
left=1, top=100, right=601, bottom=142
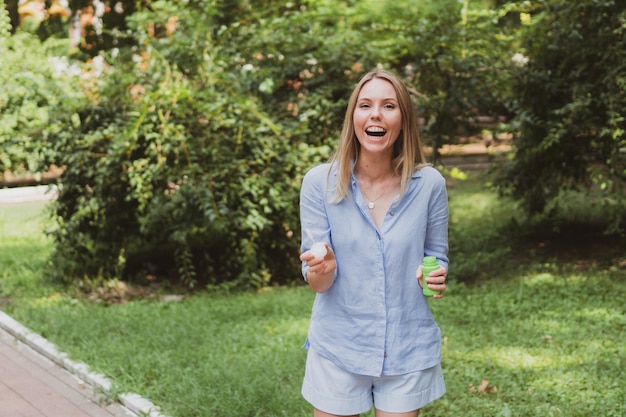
left=357, top=102, right=396, bottom=109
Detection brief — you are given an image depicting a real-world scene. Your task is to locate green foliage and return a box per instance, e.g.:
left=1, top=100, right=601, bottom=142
left=36, top=0, right=520, bottom=288
left=359, top=0, right=518, bottom=160
left=496, top=0, right=626, bottom=231
left=62, top=0, right=140, bottom=55
left=0, top=29, right=79, bottom=176
left=43, top=26, right=306, bottom=289
left=0, top=0, right=10, bottom=37
left=19, top=0, right=549, bottom=288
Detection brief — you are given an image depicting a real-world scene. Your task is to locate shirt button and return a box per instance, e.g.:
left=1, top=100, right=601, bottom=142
left=384, top=352, right=388, bottom=357
left=389, top=211, right=395, bottom=216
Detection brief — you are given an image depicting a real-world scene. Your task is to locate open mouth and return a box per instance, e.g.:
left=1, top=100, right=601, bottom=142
left=366, top=127, right=387, bottom=137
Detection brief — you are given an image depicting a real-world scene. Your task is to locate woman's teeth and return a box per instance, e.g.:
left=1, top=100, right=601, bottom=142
left=366, top=128, right=386, bottom=137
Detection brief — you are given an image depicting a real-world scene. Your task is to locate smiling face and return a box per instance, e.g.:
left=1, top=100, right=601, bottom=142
left=353, top=77, right=403, bottom=158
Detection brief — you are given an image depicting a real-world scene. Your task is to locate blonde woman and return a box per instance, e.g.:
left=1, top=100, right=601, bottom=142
left=299, top=69, right=449, bottom=417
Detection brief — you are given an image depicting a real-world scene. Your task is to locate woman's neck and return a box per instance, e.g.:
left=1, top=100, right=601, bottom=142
left=355, top=154, right=395, bottom=182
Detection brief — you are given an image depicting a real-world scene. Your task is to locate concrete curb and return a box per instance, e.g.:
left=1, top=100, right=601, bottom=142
left=0, top=310, right=171, bottom=417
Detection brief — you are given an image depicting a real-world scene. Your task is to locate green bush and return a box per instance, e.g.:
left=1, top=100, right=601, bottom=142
left=0, top=11, right=78, bottom=177
left=38, top=0, right=519, bottom=289
left=496, top=0, right=626, bottom=232
left=44, top=48, right=309, bottom=289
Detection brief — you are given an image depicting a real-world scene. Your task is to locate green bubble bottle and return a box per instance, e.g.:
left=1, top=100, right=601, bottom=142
left=422, top=256, right=441, bottom=297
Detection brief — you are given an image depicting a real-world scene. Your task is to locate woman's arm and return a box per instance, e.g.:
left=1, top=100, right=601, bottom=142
left=299, top=165, right=337, bottom=292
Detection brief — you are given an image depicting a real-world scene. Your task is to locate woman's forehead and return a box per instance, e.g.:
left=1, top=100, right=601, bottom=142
left=357, top=78, right=398, bottom=100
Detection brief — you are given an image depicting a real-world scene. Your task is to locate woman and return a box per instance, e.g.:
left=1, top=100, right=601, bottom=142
left=299, top=69, right=449, bottom=417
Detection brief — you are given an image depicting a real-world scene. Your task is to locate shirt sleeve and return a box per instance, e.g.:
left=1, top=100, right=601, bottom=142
left=299, top=164, right=332, bottom=281
left=424, top=169, right=449, bottom=270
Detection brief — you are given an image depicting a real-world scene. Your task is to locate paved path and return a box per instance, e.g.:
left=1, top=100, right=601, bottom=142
left=0, top=325, right=134, bottom=417
left=0, top=311, right=169, bottom=417
left=0, top=185, right=57, bottom=205
left=0, top=187, right=171, bottom=416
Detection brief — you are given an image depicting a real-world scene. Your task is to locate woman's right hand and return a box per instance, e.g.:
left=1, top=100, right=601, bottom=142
left=300, top=244, right=336, bottom=292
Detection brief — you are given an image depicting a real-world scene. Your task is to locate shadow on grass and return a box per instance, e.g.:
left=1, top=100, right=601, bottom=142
left=511, top=220, right=626, bottom=269
left=430, top=266, right=625, bottom=417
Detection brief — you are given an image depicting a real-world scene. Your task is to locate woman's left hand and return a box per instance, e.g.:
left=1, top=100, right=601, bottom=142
left=416, top=265, right=447, bottom=299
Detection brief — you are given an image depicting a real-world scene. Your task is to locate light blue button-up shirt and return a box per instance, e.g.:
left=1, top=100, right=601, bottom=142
left=300, top=162, right=449, bottom=377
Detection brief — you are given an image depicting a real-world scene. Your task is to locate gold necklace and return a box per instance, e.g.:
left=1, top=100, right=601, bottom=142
left=359, top=177, right=393, bottom=210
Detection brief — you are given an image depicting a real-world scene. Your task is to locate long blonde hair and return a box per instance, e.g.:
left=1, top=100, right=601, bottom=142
left=329, top=69, right=427, bottom=203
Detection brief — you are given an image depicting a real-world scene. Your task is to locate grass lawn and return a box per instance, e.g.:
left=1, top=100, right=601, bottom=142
left=1, top=174, right=624, bottom=417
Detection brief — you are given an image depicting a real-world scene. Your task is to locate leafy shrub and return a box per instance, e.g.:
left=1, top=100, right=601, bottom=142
left=38, top=0, right=520, bottom=289
left=44, top=45, right=310, bottom=289
left=0, top=6, right=78, bottom=177
left=42, top=1, right=368, bottom=290
left=496, top=0, right=626, bottom=232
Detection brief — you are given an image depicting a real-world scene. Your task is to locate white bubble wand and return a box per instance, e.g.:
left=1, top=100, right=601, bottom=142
left=306, top=228, right=327, bottom=258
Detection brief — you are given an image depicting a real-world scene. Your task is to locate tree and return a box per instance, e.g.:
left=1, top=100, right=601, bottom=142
left=31, top=0, right=519, bottom=289
left=496, top=0, right=626, bottom=231
left=385, top=0, right=517, bottom=160
left=42, top=1, right=313, bottom=290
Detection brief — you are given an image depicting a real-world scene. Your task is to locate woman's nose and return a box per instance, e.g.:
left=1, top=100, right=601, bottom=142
left=370, top=106, right=382, bottom=119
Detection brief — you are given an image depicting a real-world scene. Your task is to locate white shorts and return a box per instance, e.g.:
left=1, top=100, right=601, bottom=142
left=302, top=348, right=446, bottom=415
